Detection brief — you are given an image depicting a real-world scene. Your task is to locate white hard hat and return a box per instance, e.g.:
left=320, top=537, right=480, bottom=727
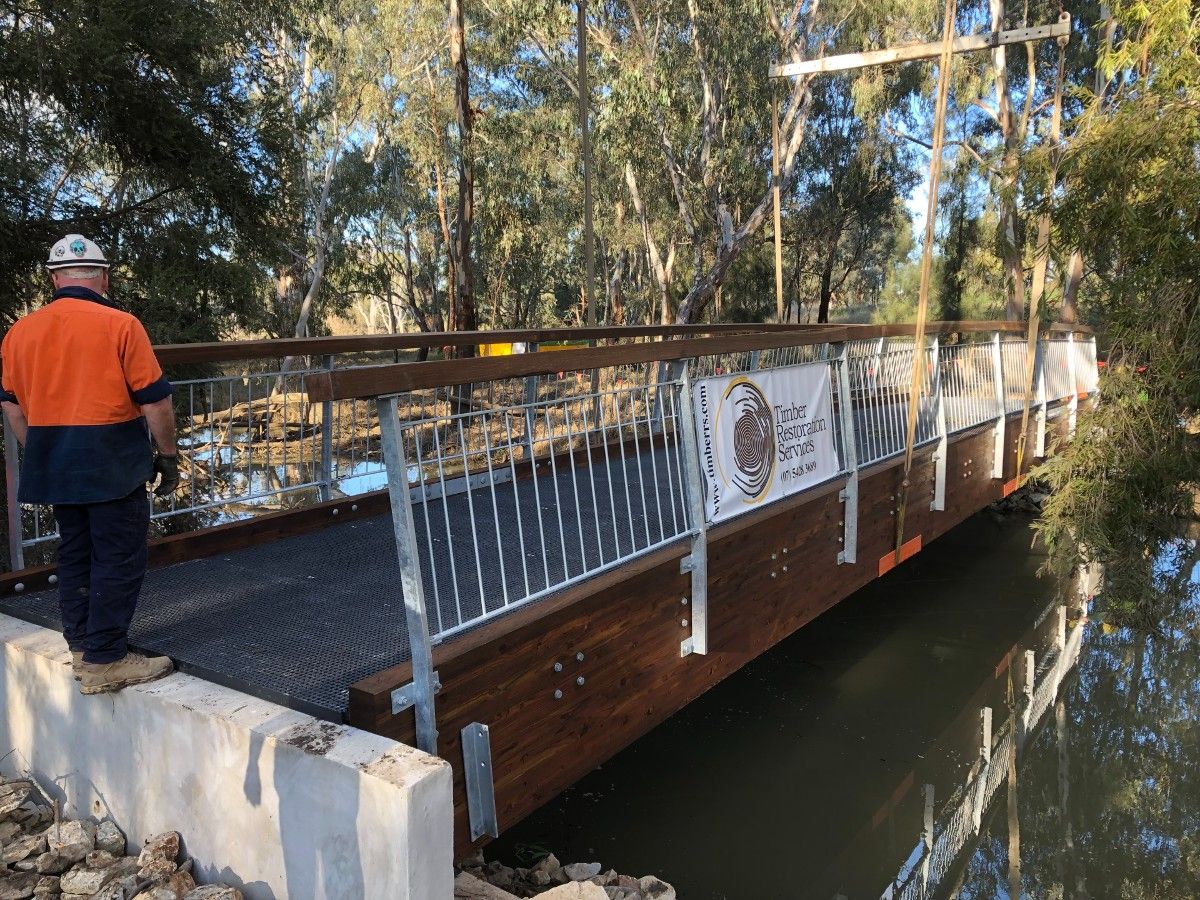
left=46, top=234, right=109, bottom=270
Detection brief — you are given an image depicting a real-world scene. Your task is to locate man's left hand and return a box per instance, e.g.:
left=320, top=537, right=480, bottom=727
left=152, top=453, right=180, bottom=497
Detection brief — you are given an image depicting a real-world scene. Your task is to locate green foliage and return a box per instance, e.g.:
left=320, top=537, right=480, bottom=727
left=1033, top=0, right=1200, bottom=628
left=0, top=0, right=287, bottom=340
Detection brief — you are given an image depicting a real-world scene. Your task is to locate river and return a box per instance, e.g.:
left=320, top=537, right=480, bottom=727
left=489, top=511, right=1200, bottom=899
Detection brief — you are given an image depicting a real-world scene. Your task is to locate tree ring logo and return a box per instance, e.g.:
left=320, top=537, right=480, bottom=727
left=69, top=239, right=86, bottom=257
left=718, top=377, right=775, bottom=500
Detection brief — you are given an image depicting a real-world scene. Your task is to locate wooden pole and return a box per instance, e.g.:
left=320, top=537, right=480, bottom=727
left=769, top=19, right=1070, bottom=77
left=579, top=0, right=597, bottom=327
left=1016, top=27, right=1068, bottom=478
left=895, top=0, right=957, bottom=559
left=772, top=94, right=784, bottom=323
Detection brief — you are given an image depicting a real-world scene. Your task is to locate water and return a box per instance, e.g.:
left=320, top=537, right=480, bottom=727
left=489, top=512, right=1200, bottom=899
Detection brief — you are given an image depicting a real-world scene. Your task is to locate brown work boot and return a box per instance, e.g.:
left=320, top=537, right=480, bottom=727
left=71, top=651, right=83, bottom=681
left=79, top=652, right=174, bottom=695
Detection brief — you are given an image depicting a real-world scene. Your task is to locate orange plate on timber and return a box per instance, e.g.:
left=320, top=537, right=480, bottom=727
left=1002, top=477, right=1021, bottom=497
left=878, top=535, right=922, bottom=577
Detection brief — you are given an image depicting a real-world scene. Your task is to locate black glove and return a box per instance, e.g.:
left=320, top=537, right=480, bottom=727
left=152, top=453, right=180, bottom=497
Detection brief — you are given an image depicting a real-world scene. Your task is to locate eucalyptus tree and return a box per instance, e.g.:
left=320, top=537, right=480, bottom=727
left=1035, top=0, right=1200, bottom=628
left=586, top=0, right=940, bottom=324
left=0, top=0, right=288, bottom=339
left=260, top=0, right=441, bottom=340
left=785, top=74, right=921, bottom=322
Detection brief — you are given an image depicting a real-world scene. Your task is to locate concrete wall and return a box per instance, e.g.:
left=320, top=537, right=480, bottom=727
left=0, top=613, right=454, bottom=900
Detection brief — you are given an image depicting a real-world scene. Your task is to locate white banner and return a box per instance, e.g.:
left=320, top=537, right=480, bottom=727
left=692, top=363, right=839, bottom=524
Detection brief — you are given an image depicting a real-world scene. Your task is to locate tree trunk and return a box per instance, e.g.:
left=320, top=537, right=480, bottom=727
left=1060, top=252, right=1082, bottom=323
left=450, top=0, right=477, bottom=340
left=991, top=0, right=1026, bottom=321
left=817, top=252, right=835, bottom=323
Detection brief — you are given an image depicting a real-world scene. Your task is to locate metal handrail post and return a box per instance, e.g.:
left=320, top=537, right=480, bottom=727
left=1066, top=333, right=1078, bottom=437
left=1019, top=649, right=1036, bottom=748
left=990, top=332, right=1006, bottom=479
left=651, top=359, right=686, bottom=435
left=524, top=342, right=539, bottom=465
left=677, top=371, right=709, bottom=656
left=319, top=354, right=335, bottom=502
left=919, top=783, right=935, bottom=899
left=4, top=422, right=23, bottom=571
left=972, top=706, right=993, bottom=834
left=1089, top=335, right=1100, bottom=395
left=833, top=343, right=859, bottom=564
left=377, top=395, right=439, bottom=755
left=929, top=336, right=948, bottom=511
left=1035, top=338, right=1048, bottom=458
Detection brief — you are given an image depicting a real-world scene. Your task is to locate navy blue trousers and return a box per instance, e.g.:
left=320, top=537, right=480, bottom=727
left=53, top=486, right=150, bottom=664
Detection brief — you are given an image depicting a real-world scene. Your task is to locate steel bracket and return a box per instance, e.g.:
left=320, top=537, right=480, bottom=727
left=1066, top=333, right=1079, bottom=437
left=1035, top=343, right=1048, bottom=458
left=462, top=722, right=499, bottom=841
left=929, top=337, right=948, bottom=511
left=833, top=343, right=859, bottom=565
left=390, top=671, right=443, bottom=716
left=678, top=372, right=709, bottom=656
left=377, top=395, right=440, bottom=756
left=990, top=332, right=1006, bottom=480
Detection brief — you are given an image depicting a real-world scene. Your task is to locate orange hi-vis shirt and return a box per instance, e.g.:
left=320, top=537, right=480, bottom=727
left=0, top=287, right=173, bottom=504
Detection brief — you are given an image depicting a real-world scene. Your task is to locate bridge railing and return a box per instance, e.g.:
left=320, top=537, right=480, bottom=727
left=1, top=323, right=852, bottom=569
left=2, top=323, right=1098, bottom=583
left=297, top=323, right=1097, bottom=755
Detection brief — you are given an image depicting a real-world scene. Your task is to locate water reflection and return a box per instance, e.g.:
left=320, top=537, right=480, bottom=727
left=489, top=516, right=1199, bottom=899
left=956, top=555, right=1200, bottom=900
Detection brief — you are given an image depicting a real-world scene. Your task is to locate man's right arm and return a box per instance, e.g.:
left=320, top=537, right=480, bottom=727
left=1, top=402, right=27, bottom=447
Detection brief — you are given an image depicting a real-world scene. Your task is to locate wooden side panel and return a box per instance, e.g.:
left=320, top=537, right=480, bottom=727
left=348, top=427, right=1017, bottom=858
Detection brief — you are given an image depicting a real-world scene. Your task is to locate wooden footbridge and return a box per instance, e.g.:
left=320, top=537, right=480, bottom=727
left=0, top=320, right=1097, bottom=858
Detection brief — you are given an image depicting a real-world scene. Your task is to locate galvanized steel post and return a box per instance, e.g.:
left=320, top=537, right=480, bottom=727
left=677, top=371, right=709, bottom=656
left=319, top=354, right=335, bottom=502
left=4, top=422, right=23, bottom=571
left=929, top=336, right=948, bottom=512
left=1066, top=332, right=1078, bottom=437
left=1035, top=338, right=1048, bottom=459
left=377, top=395, right=439, bottom=756
left=990, top=332, right=1006, bottom=480
left=652, top=359, right=686, bottom=435
left=1020, top=648, right=1036, bottom=747
left=833, top=343, right=859, bottom=564
left=524, top=342, right=539, bottom=465
left=972, top=706, right=993, bottom=834
left=919, top=782, right=935, bottom=898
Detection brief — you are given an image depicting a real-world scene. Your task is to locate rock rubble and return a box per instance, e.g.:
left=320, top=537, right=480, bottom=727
left=990, top=483, right=1051, bottom=518
left=0, top=776, right=242, bottom=900
left=457, top=851, right=676, bottom=900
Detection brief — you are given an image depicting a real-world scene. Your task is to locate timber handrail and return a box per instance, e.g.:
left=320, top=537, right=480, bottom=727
left=150, top=319, right=1089, bottom=367
left=154, top=323, right=838, bottom=365
left=305, top=329, right=852, bottom=401
left=0, top=320, right=1092, bottom=369
left=301, top=321, right=1091, bottom=401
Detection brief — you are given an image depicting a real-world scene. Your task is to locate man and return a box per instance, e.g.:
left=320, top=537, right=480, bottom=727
left=1, top=234, right=178, bottom=694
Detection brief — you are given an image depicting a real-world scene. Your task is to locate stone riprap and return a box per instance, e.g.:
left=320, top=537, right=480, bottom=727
left=459, top=852, right=676, bottom=900
left=0, top=777, right=242, bottom=900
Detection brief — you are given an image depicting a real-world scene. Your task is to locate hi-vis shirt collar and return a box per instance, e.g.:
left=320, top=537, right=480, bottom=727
left=52, top=285, right=119, bottom=309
